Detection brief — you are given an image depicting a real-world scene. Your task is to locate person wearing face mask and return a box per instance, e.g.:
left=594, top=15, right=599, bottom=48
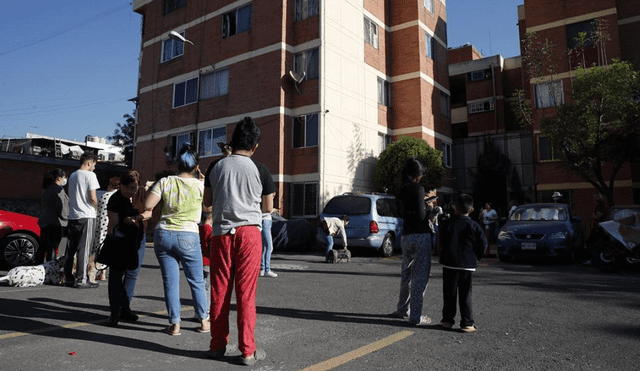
left=37, top=168, right=69, bottom=264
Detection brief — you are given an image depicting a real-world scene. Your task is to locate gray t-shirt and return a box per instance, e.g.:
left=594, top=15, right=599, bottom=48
left=68, top=169, right=100, bottom=219
left=209, top=154, right=263, bottom=236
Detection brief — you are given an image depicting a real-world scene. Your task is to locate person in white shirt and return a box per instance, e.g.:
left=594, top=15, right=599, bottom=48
left=318, top=215, right=349, bottom=262
left=64, top=152, right=101, bottom=289
left=480, top=203, right=499, bottom=244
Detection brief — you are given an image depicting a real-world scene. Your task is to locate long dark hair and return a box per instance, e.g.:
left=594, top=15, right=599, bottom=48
left=42, top=168, right=66, bottom=189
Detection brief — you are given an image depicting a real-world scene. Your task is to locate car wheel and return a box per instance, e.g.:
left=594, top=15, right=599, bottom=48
left=0, top=233, right=38, bottom=268
left=380, top=233, right=394, bottom=257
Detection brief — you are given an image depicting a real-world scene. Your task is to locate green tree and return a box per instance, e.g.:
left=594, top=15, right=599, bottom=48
left=540, top=60, right=640, bottom=206
left=374, top=136, right=445, bottom=194
left=108, top=112, right=135, bottom=167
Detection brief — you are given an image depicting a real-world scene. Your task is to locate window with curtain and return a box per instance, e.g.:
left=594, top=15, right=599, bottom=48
left=425, top=33, right=436, bottom=60
left=162, top=31, right=184, bottom=62
left=534, top=80, right=564, bottom=108
left=291, top=182, right=318, bottom=217
left=364, top=17, right=379, bottom=49
left=198, top=126, right=226, bottom=157
left=173, top=77, right=199, bottom=108
left=200, top=69, right=229, bottom=99
left=294, top=48, right=319, bottom=80
left=377, top=78, right=390, bottom=106
left=425, top=0, right=434, bottom=13
left=222, top=4, right=252, bottom=38
left=294, top=0, right=319, bottom=22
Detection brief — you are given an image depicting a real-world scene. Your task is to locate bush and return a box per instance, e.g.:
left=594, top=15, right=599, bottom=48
left=374, top=136, right=445, bottom=194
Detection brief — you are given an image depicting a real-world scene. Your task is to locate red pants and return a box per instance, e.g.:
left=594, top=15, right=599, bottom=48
left=209, top=226, right=262, bottom=357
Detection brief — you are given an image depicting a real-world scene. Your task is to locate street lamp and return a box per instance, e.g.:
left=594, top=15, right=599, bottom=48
left=168, top=30, right=215, bottom=71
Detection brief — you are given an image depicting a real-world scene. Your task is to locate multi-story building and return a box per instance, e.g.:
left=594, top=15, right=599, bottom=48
left=447, top=44, right=533, bottom=215
left=517, top=0, right=640, bottom=222
left=132, top=0, right=453, bottom=218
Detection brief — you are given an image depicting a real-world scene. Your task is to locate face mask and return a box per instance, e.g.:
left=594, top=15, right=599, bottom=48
left=60, top=178, right=67, bottom=187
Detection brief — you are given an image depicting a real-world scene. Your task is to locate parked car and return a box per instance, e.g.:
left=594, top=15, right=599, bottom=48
left=271, top=213, right=316, bottom=251
left=496, top=203, right=584, bottom=263
left=318, top=193, right=403, bottom=257
left=0, top=210, right=41, bottom=268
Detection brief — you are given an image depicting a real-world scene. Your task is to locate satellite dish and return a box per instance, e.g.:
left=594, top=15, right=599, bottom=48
left=289, top=70, right=306, bottom=94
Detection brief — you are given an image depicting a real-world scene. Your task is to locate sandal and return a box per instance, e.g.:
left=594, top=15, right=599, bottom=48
left=198, top=319, right=210, bottom=333
left=162, top=324, right=181, bottom=336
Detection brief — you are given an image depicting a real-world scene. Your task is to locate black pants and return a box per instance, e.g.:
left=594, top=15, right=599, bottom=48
left=36, top=226, right=64, bottom=264
left=442, top=267, right=474, bottom=327
left=108, top=267, right=130, bottom=318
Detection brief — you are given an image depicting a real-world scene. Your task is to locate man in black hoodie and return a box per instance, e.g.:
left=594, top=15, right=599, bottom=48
left=439, top=194, right=488, bottom=333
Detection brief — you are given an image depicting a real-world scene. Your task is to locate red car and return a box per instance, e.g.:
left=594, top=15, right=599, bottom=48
left=0, top=210, right=41, bottom=268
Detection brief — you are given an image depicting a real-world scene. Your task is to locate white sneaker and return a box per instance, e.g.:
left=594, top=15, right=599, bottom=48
left=265, top=271, right=278, bottom=278
left=260, top=270, right=265, bottom=277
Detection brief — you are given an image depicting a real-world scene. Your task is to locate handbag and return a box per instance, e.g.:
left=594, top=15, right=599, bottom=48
left=96, top=226, right=139, bottom=270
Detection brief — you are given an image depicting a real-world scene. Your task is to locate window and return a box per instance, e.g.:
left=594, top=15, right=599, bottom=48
left=161, top=31, right=184, bottom=62
left=294, top=0, right=319, bottom=22
left=538, top=136, right=562, bottom=161
left=168, top=131, right=195, bottom=160
left=470, top=69, right=491, bottom=81
left=425, top=0, right=434, bottom=13
left=566, top=20, right=595, bottom=49
left=468, top=100, right=495, bottom=114
left=442, top=141, right=452, bottom=168
left=425, top=33, right=436, bottom=60
left=294, top=48, right=319, bottom=80
left=440, top=0, right=446, bottom=5
left=222, top=4, right=252, bottom=38
left=440, top=91, right=450, bottom=117
left=200, top=69, right=229, bottom=99
left=534, top=80, right=564, bottom=109
left=198, top=126, right=226, bottom=157
left=173, top=77, right=198, bottom=108
left=364, top=17, right=378, bottom=49
left=291, top=182, right=317, bottom=217
left=293, top=113, right=318, bottom=148
left=377, top=78, right=390, bottom=106
left=163, top=0, right=186, bottom=16
left=378, top=133, right=391, bottom=155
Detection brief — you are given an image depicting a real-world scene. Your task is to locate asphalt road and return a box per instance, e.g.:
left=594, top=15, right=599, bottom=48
left=1, top=245, right=639, bottom=371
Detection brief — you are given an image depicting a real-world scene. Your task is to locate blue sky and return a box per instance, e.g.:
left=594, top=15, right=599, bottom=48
left=0, top=1, right=523, bottom=142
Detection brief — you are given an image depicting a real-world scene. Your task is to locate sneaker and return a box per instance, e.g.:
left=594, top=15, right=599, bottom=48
left=259, top=270, right=265, bottom=277
left=64, top=280, right=75, bottom=288
left=461, top=325, right=477, bottom=333
left=239, top=349, right=266, bottom=366
left=440, top=321, right=453, bottom=329
left=265, top=271, right=278, bottom=278
left=390, top=311, right=409, bottom=319
left=207, top=344, right=238, bottom=359
left=120, top=310, right=139, bottom=322
left=105, top=316, right=119, bottom=327
left=76, top=282, right=100, bottom=289
left=413, top=315, right=432, bottom=326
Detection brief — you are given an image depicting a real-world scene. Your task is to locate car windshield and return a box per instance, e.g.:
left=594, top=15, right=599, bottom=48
left=323, top=196, right=371, bottom=215
left=510, top=206, right=567, bottom=221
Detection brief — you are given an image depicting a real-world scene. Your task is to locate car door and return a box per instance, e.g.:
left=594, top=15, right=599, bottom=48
left=375, top=198, right=403, bottom=247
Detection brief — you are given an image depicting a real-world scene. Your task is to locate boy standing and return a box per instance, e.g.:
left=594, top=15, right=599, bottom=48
left=439, top=194, right=488, bottom=332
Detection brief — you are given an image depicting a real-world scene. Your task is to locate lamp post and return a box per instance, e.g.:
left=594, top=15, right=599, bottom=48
left=168, top=31, right=216, bottom=71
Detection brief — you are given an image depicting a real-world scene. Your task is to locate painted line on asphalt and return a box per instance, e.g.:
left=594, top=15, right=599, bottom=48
left=0, top=306, right=193, bottom=340
left=297, top=330, right=414, bottom=371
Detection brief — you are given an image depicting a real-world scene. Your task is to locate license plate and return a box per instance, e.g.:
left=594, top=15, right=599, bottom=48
left=521, top=242, right=536, bottom=250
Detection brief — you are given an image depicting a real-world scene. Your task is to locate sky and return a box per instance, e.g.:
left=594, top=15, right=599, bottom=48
left=0, top=0, right=524, bottom=143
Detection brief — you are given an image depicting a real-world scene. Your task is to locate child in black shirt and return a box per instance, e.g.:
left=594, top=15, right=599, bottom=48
left=439, top=194, right=488, bottom=332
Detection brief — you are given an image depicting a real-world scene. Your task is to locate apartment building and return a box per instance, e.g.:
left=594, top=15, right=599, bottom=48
left=132, top=0, right=452, bottom=218
left=517, top=0, right=640, bottom=219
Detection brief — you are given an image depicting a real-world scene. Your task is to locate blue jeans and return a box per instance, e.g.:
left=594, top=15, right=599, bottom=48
left=396, top=233, right=432, bottom=324
left=154, top=229, right=208, bottom=324
left=317, top=227, right=334, bottom=257
left=261, top=218, right=274, bottom=272
left=124, top=234, right=146, bottom=303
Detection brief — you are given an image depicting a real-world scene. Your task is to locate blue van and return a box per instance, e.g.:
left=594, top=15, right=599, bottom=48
left=318, top=193, right=403, bottom=257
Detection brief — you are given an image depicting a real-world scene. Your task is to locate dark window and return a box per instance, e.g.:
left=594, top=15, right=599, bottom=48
left=163, top=0, right=187, bottom=16
left=294, top=48, right=319, bottom=80
left=173, top=77, right=199, bottom=108
left=376, top=199, right=400, bottom=217
left=292, top=182, right=318, bottom=217
left=294, top=0, right=319, bottom=22
left=566, top=20, right=595, bottom=49
left=222, top=4, right=252, bottom=38
left=323, top=196, right=371, bottom=215
left=538, top=136, right=562, bottom=161
left=293, top=114, right=318, bottom=148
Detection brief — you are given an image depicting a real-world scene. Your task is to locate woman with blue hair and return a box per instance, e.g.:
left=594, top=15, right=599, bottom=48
left=140, top=143, right=209, bottom=335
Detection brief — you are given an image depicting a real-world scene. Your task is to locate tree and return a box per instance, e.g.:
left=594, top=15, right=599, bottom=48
left=374, top=136, right=446, bottom=194
left=108, top=112, right=135, bottom=167
left=540, top=60, right=640, bottom=206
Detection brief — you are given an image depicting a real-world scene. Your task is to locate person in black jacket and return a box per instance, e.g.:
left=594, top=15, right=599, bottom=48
left=439, top=194, right=488, bottom=333
left=391, top=157, right=433, bottom=326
